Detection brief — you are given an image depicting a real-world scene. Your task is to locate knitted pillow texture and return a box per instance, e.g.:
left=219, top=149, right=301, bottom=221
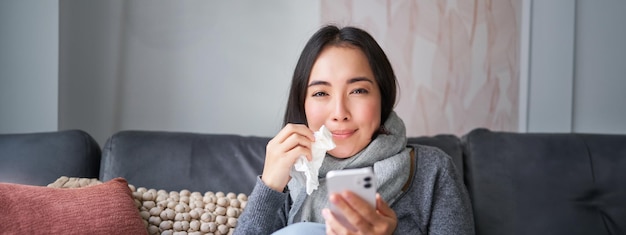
left=0, top=177, right=148, bottom=235
left=48, top=177, right=248, bottom=235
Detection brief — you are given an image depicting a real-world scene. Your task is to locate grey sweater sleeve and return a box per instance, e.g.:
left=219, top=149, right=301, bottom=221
left=233, top=176, right=289, bottom=235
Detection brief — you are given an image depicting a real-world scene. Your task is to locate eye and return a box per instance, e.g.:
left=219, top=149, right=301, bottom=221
left=312, top=91, right=328, bottom=97
left=350, top=88, right=369, bottom=94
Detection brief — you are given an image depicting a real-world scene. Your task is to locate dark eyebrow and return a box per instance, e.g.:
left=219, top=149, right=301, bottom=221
left=308, top=77, right=373, bottom=87
left=308, top=80, right=330, bottom=87
left=348, top=77, right=374, bottom=84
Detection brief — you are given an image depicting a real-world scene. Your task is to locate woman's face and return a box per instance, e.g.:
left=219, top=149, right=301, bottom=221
left=305, top=45, right=381, bottom=158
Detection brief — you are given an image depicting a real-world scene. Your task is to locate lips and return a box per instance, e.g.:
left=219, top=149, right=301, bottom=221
left=331, top=129, right=357, bottom=139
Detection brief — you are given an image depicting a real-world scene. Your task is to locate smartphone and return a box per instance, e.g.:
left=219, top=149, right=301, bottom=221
left=326, top=167, right=376, bottom=230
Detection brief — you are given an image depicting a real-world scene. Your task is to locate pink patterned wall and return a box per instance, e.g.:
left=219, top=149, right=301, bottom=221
left=321, top=0, right=521, bottom=136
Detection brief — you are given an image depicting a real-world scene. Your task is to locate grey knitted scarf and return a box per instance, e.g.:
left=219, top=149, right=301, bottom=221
left=287, top=111, right=411, bottom=224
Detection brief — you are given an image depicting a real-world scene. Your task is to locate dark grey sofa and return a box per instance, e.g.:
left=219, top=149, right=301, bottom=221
left=1, top=128, right=625, bottom=234
left=462, top=128, right=626, bottom=234
left=100, top=131, right=269, bottom=194
left=0, top=130, right=101, bottom=186
left=99, top=131, right=463, bottom=195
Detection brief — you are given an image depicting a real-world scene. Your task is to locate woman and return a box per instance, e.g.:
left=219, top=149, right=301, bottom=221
left=235, top=25, right=474, bottom=235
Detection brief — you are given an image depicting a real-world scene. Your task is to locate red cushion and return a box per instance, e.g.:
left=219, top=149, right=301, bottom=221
left=0, top=178, right=147, bottom=234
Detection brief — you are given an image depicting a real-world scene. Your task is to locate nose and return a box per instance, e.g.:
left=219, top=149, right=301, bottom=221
left=331, top=96, right=350, bottom=122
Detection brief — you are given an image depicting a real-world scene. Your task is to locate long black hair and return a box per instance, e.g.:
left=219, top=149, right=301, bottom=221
left=283, top=25, right=397, bottom=128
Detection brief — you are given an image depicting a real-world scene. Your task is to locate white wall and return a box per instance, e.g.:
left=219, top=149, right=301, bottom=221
left=59, top=1, right=320, bottom=144
left=573, top=1, right=626, bottom=134
left=59, top=0, right=126, bottom=146
left=526, top=0, right=576, bottom=132
left=3, top=1, right=625, bottom=143
left=0, top=1, right=58, bottom=133
left=525, top=0, right=626, bottom=134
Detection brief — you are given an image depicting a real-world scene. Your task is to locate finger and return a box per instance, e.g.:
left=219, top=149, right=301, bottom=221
left=282, top=145, right=312, bottom=165
left=375, top=193, right=396, bottom=218
left=372, top=193, right=398, bottom=234
left=323, top=209, right=336, bottom=235
left=340, top=191, right=378, bottom=224
left=329, top=192, right=372, bottom=232
left=269, top=126, right=314, bottom=162
left=263, top=144, right=311, bottom=176
left=261, top=134, right=314, bottom=192
left=273, top=124, right=315, bottom=144
left=322, top=208, right=351, bottom=235
left=326, top=225, right=336, bottom=235
left=281, top=133, right=313, bottom=158
left=265, top=141, right=307, bottom=166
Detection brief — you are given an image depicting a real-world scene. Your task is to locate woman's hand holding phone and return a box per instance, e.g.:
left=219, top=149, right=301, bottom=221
left=324, top=168, right=397, bottom=234
left=261, top=124, right=315, bottom=192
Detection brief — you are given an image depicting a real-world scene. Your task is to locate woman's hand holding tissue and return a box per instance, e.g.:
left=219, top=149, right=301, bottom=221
left=262, top=123, right=315, bottom=192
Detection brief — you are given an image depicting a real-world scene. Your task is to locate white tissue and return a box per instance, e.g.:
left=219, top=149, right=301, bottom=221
left=290, top=125, right=336, bottom=195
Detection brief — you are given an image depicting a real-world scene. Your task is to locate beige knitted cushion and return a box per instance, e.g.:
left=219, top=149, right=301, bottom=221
left=49, top=176, right=248, bottom=235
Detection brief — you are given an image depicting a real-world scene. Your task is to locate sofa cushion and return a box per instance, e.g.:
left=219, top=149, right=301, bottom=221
left=100, top=131, right=268, bottom=195
left=0, top=178, right=147, bottom=234
left=0, top=130, right=101, bottom=186
left=462, top=128, right=626, bottom=235
left=49, top=176, right=248, bottom=235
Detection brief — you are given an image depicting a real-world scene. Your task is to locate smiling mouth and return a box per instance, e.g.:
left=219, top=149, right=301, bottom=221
left=331, top=130, right=356, bottom=139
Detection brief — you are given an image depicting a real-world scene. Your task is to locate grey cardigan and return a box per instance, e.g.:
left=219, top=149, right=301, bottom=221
left=234, top=145, right=475, bottom=234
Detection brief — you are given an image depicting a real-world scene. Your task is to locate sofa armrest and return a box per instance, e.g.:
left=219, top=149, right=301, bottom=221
left=0, top=130, right=101, bottom=186
left=462, top=128, right=626, bottom=235
left=100, top=131, right=268, bottom=195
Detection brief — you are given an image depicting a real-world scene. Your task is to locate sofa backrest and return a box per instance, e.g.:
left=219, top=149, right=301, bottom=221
left=100, top=130, right=269, bottom=195
left=462, top=128, right=626, bottom=235
left=100, top=130, right=465, bottom=196
left=0, top=130, right=101, bottom=186
left=408, top=134, right=464, bottom=182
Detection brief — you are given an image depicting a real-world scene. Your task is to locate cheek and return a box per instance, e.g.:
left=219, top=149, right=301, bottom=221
left=304, top=101, right=324, bottom=131
left=357, top=102, right=381, bottom=132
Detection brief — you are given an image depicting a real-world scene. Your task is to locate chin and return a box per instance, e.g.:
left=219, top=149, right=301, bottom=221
left=328, top=148, right=357, bottom=159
